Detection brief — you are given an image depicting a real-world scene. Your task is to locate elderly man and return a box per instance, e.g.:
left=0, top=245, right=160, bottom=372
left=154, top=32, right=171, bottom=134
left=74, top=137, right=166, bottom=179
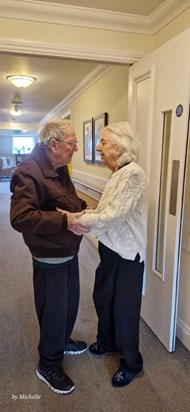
left=10, top=120, right=90, bottom=395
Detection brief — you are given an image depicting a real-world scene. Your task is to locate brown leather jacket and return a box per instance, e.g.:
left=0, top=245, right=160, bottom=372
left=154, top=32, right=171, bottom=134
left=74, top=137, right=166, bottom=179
left=10, top=143, right=86, bottom=258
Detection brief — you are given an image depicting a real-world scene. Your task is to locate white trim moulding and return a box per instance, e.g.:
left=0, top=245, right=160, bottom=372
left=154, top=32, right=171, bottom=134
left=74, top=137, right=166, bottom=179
left=0, top=38, right=146, bottom=64
left=0, top=0, right=189, bottom=35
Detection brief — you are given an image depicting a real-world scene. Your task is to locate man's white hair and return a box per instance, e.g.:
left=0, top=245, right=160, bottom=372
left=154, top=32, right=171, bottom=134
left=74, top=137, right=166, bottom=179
left=39, top=119, right=71, bottom=145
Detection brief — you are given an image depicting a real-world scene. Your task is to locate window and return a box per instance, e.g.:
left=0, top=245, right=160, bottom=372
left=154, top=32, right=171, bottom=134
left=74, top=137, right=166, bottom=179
left=155, top=111, right=172, bottom=277
left=12, top=136, right=35, bottom=154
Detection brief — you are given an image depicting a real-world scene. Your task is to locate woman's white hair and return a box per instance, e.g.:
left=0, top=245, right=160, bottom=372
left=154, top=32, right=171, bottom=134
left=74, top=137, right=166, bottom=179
left=39, top=119, right=71, bottom=145
left=102, top=121, right=140, bottom=167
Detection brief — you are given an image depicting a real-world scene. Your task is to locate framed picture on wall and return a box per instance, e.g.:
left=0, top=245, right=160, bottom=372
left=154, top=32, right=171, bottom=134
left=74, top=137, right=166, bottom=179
left=93, top=113, right=108, bottom=163
left=83, top=118, right=93, bottom=163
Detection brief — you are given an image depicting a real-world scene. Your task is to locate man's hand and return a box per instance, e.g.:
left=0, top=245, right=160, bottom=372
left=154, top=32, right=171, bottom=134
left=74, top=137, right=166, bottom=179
left=56, top=207, right=90, bottom=235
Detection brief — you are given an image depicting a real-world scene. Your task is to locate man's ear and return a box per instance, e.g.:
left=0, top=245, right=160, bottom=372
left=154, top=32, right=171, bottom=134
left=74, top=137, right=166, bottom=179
left=49, top=138, right=57, bottom=153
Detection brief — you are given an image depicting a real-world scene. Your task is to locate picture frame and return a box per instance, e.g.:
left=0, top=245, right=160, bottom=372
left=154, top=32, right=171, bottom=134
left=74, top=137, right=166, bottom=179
left=93, top=113, right=108, bottom=163
left=83, top=119, right=93, bottom=163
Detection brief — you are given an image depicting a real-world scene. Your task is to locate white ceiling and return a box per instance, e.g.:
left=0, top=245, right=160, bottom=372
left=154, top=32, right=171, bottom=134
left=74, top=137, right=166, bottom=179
left=0, top=0, right=183, bottom=136
left=0, top=52, right=101, bottom=130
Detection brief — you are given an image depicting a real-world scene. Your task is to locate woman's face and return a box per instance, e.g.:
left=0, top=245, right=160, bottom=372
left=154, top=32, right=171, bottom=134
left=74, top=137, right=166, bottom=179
left=96, top=130, right=119, bottom=172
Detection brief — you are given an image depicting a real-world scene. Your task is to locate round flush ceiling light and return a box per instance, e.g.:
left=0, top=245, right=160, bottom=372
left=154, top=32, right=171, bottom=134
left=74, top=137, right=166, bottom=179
left=7, top=75, right=37, bottom=88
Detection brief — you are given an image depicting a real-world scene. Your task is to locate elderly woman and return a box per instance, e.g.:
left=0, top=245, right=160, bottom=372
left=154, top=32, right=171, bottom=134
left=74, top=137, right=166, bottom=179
left=81, top=121, right=148, bottom=388
left=58, top=121, right=148, bottom=388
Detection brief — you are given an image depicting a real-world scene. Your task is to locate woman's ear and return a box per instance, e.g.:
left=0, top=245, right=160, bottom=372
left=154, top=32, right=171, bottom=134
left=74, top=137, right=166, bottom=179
left=115, top=145, right=122, bottom=156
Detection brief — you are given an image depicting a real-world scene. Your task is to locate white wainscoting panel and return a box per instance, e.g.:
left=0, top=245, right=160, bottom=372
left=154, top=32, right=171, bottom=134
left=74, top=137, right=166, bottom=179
left=72, top=170, right=107, bottom=192
left=176, top=318, right=190, bottom=351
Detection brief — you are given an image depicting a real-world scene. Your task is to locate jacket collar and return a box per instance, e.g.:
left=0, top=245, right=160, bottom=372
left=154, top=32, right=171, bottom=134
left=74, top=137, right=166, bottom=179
left=31, top=143, right=60, bottom=178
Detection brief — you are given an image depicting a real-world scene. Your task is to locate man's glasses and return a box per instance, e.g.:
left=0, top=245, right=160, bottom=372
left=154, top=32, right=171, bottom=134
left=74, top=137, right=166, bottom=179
left=62, top=140, right=78, bottom=147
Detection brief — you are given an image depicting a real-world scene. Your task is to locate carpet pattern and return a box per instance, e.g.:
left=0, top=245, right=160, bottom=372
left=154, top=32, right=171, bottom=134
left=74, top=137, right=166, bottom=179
left=0, top=181, right=190, bottom=412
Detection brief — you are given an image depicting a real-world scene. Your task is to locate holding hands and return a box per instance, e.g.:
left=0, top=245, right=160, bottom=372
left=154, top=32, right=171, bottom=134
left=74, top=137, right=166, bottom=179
left=56, top=207, right=90, bottom=235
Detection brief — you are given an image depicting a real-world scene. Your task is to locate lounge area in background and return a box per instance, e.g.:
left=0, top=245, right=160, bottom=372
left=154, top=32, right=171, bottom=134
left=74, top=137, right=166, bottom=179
left=0, top=156, right=15, bottom=179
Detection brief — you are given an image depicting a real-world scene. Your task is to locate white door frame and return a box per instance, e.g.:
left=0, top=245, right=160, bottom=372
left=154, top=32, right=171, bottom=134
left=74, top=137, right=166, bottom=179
left=128, top=28, right=190, bottom=351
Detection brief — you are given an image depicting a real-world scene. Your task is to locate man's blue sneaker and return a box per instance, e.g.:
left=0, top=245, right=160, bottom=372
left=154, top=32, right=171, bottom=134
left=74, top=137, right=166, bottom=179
left=64, top=338, right=87, bottom=355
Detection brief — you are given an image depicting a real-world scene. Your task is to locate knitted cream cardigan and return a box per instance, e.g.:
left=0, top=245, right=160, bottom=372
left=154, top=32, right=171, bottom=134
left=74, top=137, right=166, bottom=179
left=81, top=162, right=148, bottom=262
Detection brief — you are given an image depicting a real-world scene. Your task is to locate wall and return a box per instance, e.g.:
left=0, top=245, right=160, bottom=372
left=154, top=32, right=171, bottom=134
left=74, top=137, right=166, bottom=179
left=153, top=7, right=190, bottom=49
left=0, top=134, right=16, bottom=165
left=0, top=135, right=12, bottom=157
left=54, top=64, right=129, bottom=188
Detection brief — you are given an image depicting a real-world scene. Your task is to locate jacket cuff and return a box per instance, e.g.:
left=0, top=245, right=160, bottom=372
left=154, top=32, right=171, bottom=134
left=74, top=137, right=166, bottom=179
left=80, top=198, right=87, bottom=210
left=61, top=213, right=68, bottom=229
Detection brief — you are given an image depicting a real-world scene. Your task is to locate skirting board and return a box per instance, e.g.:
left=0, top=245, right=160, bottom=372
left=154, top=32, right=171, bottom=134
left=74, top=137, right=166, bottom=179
left=176, top=318, right=190, bottom=351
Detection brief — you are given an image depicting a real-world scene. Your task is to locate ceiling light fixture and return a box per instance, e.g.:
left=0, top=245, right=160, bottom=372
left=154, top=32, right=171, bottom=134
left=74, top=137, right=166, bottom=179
left=9, top=108, right=24, bottom=117
left=11, top=97, right=23, bottom=105
left=9, top=96, right=24, bottom=116
left=7, top=75, right=37, bottom=88
left=10, top=118, right=17, bottom=126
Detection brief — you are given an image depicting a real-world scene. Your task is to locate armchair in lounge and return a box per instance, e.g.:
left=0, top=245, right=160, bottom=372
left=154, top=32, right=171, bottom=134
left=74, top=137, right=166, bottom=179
left=0, top=157, right=13, bottom=179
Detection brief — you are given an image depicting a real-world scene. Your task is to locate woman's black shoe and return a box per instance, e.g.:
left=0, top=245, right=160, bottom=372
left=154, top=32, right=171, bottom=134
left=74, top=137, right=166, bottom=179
left=89, top=341, right=116, bottom=355
left=112, top=359, right=143, bottom=388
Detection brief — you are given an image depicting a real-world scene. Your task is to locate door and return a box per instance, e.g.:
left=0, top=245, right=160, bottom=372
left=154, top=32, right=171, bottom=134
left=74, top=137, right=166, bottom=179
left=128, top=28, right=190, bottom=351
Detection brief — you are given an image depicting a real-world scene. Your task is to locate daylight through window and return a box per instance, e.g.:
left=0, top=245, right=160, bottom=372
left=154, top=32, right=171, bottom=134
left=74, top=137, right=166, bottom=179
left=12, top=136, right=35, bottom=154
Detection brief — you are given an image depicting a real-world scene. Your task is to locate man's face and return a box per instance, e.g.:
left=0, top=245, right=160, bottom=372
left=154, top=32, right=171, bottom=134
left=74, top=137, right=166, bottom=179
left=50, top=124, right=78, bottom=167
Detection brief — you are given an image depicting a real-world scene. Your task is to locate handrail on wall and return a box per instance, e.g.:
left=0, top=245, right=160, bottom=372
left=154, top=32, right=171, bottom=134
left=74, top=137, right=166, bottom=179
left=72, top=178, right=102, bottom=196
